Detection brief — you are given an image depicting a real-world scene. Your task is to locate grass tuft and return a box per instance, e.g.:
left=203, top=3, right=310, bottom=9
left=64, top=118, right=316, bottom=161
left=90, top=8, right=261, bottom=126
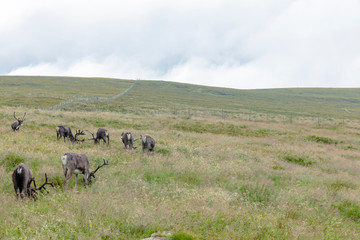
left=281, top=155, right=316, bottom=166
left=157, top=147, right=171, bottom=156
left=335, top=200, right=360, bottom=221
left=170, top=232, right=197, bottom=240
left=1, top=153, right=26, bottom=172
left=306, top=135, right=338, bottom=144
left=230, top=183, right=274, bottom=204
left=328, top=180, right=355, bottom=191
left=172, top=121, right=284, bottom=137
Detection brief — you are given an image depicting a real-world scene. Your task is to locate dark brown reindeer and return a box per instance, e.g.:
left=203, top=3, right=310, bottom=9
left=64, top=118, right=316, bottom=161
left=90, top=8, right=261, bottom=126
left=121, top=131, right=136, bottom=149
left=139, top=135, right=156, bottom=153
left=12, top=163, right=35, bottom=199
left=56, top=126, right=85, bottom=143
left=61, top=153, right=109, bottom=189
left=86, top=128, right=110, bottom=145
left=12, top=163, right=54, bottom=200
left=11, top=112, right=26, bottom=132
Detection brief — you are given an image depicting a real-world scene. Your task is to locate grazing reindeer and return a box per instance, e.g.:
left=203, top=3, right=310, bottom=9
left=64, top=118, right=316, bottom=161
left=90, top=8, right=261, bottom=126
left=61, top=153, right=109, bottom=189
left=56, top=126, right=85, bottom=143
left=86, top=128, right=110, bottom=145
left=121, top=131, right=136, bottom=149
left=139, top=135, right=156, bottom=153
left=11, top=112, right=26, bottom=132
left=12, top=163, right=35, bottom=199
left=12, top=164, right=54, bottom=200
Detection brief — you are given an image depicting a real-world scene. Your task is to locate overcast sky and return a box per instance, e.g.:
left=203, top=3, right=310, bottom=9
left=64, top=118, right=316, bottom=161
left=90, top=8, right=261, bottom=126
left=1, top=0, right=360, bottom=89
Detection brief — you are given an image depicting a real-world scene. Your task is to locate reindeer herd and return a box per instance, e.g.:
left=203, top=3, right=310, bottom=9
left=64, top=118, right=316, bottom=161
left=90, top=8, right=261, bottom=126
left=10, top=111, right=156, bottom=200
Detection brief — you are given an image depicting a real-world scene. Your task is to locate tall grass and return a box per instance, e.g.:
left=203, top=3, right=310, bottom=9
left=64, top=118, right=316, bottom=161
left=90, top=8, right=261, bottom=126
left=0, top=106, right=360, bottom=239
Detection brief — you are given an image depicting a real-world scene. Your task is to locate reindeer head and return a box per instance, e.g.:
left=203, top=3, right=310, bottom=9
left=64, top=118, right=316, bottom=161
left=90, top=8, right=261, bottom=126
left=14, top=112, right=26, bottom=126
left=88, top=159, right=109, bottom=183
left=74, top=130, right=85, bottom=143
left=86, top=130, right=99, bottom=144
left=139, top=135, right=147, bottom=143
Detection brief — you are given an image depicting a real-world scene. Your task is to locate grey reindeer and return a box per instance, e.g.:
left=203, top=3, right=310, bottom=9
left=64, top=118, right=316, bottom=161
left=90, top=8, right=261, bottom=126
left=12, top=163, right=53, bottom=200
left=121, top=131, right=136, bottom=149
left=61, top=153, right=109, bottom=189
left=86, top=128, right=110, bottom=145
left=11, top=112, right=26, bottom=132
left=56, top=126, right=85, bottom=143
left=139, top=135, right=156, bottom=153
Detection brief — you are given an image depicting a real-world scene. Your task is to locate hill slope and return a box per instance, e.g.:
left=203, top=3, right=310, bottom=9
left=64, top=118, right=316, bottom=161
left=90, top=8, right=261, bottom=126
left=1, top=76, right=360, bottom=238
left=1, top=76, right=360, bottom=119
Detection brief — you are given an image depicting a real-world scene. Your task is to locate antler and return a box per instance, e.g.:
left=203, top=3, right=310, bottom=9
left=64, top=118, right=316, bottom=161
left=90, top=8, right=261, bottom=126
left=14, top=112, right=19, bottom=120
left=133, top=135, right=142, bottom=142
left=89, top=159, right=109, bottom=180
left=85, top=130, right=95, bottom=140
left=75, top=129, right=85, bottom=136
left=75, top=129, right=85, bottom=143
left=22, top=112, right=26, bottom=120
left=36, top=173, right=54, bottom=193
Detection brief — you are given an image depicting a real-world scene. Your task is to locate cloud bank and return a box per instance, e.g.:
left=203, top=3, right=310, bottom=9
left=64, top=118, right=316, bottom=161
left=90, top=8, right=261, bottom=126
left=2, top=0, right=360, bottom=89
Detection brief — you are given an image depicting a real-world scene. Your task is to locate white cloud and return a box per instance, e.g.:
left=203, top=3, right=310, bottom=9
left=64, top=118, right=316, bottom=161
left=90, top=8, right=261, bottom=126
left=2, top=0, right=360, bottom=89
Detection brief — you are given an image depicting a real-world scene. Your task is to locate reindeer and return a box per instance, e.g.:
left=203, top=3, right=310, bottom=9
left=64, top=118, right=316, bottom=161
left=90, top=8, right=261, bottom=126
left=11, top=112, right=26, bottom=132
left=61, top=153, right=109, bottom=189
left=12, top=163, right=35, bottom=199
left=56, top=126, right=85, bottom=143
left=86, top=128, right=110, bottom=145
left=139, top=135, right=156, bottom=153
left=121, top=131, right=136, bottom=149
left=12, top=164, right=54, bottom=200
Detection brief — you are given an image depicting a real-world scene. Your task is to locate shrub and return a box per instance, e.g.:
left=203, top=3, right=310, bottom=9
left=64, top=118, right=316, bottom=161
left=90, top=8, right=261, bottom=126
left=156, top=147, right=171, bottom=156
left=306, top=135, right=338, bottom=145
left=335, top=200, right=360, bottom=221
left=170, top=232, right=197, bottom=240
left=1, top=153, right=25, bottom=172
left=229, top=183, right=273, bottom=204
left=172, top=121, right=284, bottom=137
left=328, top=180, right=355, bottom=191
left=282, top=155, right=315, bottom=166
left=51, top=174, right=65, bottom=189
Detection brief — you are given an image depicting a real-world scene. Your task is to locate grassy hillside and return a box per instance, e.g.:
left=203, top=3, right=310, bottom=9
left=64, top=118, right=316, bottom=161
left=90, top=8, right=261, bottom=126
left=1, top=76, right=360, bottom=239
left=1, top=76, right=360, bottom=119
left=0, top=108, right=360, bottom=239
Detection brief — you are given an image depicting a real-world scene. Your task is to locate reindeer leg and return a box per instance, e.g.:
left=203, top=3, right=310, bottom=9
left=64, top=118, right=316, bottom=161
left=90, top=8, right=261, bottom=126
left=83, top=173, right=89, bottom=187
left=20, top=186, right=26, bottom=199
left=14, top=186, right=19, bottom=199
left=75, top=174, right=78, bottom=188
left=28, top=186, right=32, bottom=198
left=64, top=170, right=73, bottom=189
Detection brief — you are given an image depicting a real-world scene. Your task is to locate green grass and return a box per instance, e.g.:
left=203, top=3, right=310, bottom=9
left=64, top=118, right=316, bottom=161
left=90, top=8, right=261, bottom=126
left=281, top=155, right=316, bottom=166
left=335, top=200, right=360, bottom=221
left=170, top=232, right=197, bottom=240
left=172, top=121, right=286, bottom=137
left=1, top=76, right=360, bottom=120
left=0, top=76, right=360, bottom=238
left=306, top=135, right=339, bottom=144
left=1, top=153, right=26, bottom=172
